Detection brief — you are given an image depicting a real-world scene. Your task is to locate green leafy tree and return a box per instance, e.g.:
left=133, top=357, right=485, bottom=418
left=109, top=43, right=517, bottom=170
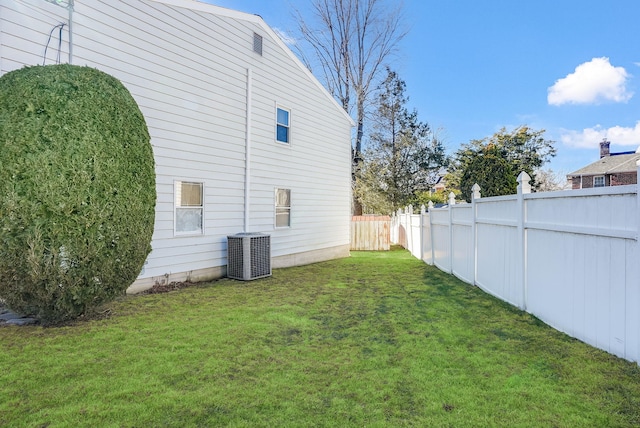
left=355, top=68, right=447, bottom=213
left=451, top=126, right=556, bottom=200
left=413, top=189, right=449, bottom=207
left=0, top=65, right=156, bottom=324
left=459, top=145, right=517, bottom=201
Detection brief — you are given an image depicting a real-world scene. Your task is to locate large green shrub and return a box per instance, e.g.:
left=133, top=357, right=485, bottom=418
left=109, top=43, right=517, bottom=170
left=0, top=64, right=156, bottom=324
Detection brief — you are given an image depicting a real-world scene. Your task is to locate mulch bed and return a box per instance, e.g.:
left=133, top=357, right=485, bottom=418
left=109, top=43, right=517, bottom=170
left=138, top=281, right=199, bottom=294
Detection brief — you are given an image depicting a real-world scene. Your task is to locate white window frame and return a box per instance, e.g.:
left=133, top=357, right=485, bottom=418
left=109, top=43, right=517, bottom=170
left=174, top=180, right=204, bottom=236
left=275, top=188, right=291, bottom=228
left=276, top=105, right=291, bottom=145
left=593, top=175, right=605, bottom=188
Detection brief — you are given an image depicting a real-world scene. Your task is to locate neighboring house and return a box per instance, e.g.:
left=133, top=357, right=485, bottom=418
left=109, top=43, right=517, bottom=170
left=432, top=172, right=447, bottom=193
left=568, top=139, right=640, bottom=190
left=1, top=0, right=355, bottom=292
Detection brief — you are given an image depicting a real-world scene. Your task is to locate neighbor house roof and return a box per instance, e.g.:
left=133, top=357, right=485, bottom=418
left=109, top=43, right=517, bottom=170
left=568, top=152, right=640, bottom=177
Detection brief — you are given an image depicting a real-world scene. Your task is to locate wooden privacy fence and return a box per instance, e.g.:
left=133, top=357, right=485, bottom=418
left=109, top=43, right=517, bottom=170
left=392, top=169, right=640, bottom=365
left=351, top=216, right=390, bottom=250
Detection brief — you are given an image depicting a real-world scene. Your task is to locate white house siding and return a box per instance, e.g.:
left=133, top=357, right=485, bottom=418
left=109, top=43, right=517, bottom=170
left=0, top=0, right=70, bottom=72
left=1, top=0, right=354, bottom=292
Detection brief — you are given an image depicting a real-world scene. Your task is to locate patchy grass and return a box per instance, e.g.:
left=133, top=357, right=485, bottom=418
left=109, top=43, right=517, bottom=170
left=1, top=248, right=639, bottom=427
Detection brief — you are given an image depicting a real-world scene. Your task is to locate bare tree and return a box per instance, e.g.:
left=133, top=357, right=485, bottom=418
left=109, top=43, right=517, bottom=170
left=294, top=0, right=406, bottom=160
left=535, top=168, right=571, bottom=192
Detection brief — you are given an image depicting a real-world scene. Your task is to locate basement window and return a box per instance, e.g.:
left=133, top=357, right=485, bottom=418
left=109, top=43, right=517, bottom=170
left=175, top=181, right=204, bottom=235
left=275, top=188, right=291, bottom=228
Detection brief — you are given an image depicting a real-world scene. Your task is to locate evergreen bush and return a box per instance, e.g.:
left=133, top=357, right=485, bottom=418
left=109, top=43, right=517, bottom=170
left=459, top=145, right=517, bottom=202
left=0, top=64, right=156, bottom=324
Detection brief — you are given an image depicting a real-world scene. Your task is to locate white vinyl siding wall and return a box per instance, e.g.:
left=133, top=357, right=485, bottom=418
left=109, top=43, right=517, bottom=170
left=2, top=0, right=353, bottom=284
left=0, top=0, right=70, bottom=73
left=71, top=0, right=249, bottom=277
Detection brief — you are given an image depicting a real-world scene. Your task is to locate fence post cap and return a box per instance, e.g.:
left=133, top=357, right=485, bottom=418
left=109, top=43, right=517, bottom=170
left=472, top=183, right=481, bottom=201
left=421, top=204, right=426, bottom=214
left=448, top=192, right=456, bottom=205
left=517, top=171, right=532, bottom=194
left=428, top=201, right=434, bottom=210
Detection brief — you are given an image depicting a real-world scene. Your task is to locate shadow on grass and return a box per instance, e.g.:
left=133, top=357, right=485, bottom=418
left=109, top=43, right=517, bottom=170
left=1, top=248, right=640, bottom=427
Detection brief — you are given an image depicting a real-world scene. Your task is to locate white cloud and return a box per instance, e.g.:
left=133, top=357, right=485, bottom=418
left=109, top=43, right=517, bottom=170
left=560, top=121, right=640, bottom=148
left=273, top=28, right=297, bottom=47
left=548, top=57, right=633, bottom=105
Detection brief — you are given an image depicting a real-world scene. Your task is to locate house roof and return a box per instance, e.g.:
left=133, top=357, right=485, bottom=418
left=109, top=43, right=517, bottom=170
left=568, top=152, right=640, bottom=177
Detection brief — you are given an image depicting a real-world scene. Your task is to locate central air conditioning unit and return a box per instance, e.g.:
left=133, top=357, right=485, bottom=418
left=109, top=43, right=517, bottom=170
left=227, top=233, right=272, bottom=280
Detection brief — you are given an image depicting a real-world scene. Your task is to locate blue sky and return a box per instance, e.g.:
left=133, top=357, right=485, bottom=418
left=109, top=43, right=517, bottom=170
left=206, top=0, right=640, bottom=174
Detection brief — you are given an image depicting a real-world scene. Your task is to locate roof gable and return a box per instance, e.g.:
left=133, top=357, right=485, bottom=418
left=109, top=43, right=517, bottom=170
left=149, top=0, right=355, bottom=127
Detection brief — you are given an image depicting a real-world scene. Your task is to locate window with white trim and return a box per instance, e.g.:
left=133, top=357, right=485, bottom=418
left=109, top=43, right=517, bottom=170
left=175, top=181, right=203, bottom=234
left=276, top=107, right=290, bottom=144
left=593, top=175, right=605, bottom=188
left=275, top=188, right=291, bottom=228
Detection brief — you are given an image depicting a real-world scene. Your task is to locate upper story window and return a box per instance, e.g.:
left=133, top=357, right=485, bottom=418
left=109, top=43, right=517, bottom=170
left=276, top=107, right=290, bottom=144
left=175, top=181, right=203, bottom=235
left=275, top=188, right=291, bottom=228
left=593, top=176, right=605, bottom=188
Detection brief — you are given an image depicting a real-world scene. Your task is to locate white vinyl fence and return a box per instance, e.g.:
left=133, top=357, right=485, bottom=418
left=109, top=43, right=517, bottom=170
left=393, top=169, right=640, bottom=364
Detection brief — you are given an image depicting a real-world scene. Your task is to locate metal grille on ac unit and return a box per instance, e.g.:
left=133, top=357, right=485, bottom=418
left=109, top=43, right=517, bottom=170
left=227, top=233, right=271, bottom=280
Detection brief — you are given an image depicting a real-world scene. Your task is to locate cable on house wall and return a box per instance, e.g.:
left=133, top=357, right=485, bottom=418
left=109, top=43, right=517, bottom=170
left=43, top=23, right=66, bottom=65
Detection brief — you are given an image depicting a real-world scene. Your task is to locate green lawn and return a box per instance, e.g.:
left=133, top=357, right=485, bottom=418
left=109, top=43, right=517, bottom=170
left=1, top=248, right=639, bottom=427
